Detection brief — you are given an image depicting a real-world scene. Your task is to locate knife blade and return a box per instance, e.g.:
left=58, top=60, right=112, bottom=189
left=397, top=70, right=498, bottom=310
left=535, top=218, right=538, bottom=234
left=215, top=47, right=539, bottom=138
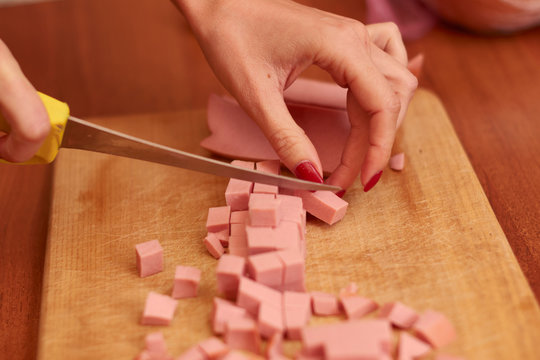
left=0, top=93, right=340, bottom=192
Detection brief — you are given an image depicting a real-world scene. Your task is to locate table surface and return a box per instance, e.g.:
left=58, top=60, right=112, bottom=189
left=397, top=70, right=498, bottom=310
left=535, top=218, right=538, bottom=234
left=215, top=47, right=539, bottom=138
left=0, top=0, right=539, bottom=359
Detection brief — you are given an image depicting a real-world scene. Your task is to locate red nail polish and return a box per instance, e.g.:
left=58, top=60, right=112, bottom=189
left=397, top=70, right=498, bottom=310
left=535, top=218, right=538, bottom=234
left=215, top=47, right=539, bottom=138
left=335, top=190, right=346, bottom=198
left=364, top=171, right=382, bottom=192
left=294, top=161, right=323, bottom=183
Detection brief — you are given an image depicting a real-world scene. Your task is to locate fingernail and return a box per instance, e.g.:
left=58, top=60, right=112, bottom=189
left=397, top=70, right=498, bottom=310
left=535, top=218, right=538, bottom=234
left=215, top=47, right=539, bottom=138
left=364, top=171, right=382, bottom=192
left=335, top=190, right=346, bottom=198
left=294, top=160, right=323, bottom=183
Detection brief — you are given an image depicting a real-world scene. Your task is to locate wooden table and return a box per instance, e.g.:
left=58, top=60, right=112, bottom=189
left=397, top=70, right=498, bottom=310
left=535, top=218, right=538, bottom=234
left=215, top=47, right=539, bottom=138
left=1, top=0, right=539, bottom=358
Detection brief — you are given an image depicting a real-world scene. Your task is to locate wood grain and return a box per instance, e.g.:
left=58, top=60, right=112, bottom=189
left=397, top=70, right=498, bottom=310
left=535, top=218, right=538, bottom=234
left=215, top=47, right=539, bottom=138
left=38, top=90, right=540, bottom=360
left=1, top=1, right=540, bottom=359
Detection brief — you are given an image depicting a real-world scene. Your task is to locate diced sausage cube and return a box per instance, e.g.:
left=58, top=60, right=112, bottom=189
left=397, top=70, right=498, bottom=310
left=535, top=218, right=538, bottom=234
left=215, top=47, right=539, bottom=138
left=144, top=331, right=168, bottom=357
left=295, top=190, right=348, bottom=225
left=246, top=226, right=275, bottom=255
left=225, top=161, right=255, bottom=211
left=413, top=310, right=456, bottom=348
left=176, top=345, right=207, bottom=360
left=225, top=317, right=261, bottom=354
left=197, top=336, right=229, bottom=359
left=204, top=233, right=225, bottom=259
left=340, top=296, right=378, bottom=320
left=206, top=206, right=231, bottom=233
left=230, top=210, right=250, bottom=224
left=216, top=254, right=246, bottom=300
left=237, top=277, right=281, bottom=317
left=248, top=194, right=282, bottom=227
left=141, top=292, right=178, bottom=326
left=247, top=251, right=283, bottom=290
left=398, top=332, right=431, bottom=360
left=379, top=301, right=419, bottom=329
left=276, top=249, right=305, bottom=289
left=258, top=302, right=284, bottom=339
left=389, top=153, right=405, bottom=171
left=266, top=332, right=284, bottom=359
left=211, top=297, right=250, bottom=334
left=135, top=239, right=163, bottom=278
left=172, top=266, right=201, bottom=299
left=311, top=292, right=340, bottom=316
left=283, top=291, right=311, bottom=340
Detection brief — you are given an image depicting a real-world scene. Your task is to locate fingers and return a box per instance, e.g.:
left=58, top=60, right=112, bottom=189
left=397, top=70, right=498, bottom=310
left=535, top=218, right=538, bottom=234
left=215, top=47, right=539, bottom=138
left=240, top=89, right=324, bottom=182
left=315, top=24, right=401, bottom=189
left=0, top=39, right=49, bottom=162
left=366, top=22, right=408, bottom=66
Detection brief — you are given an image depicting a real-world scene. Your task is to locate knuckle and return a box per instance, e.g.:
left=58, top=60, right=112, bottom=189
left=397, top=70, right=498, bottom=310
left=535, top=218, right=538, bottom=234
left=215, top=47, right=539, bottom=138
left=404, top=71, right=419, bottom=93
left=382, top=22, right=401, bottom=37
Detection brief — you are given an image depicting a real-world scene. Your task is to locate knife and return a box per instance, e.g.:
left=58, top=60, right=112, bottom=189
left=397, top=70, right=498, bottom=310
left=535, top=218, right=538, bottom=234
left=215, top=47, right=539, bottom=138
left=0, top=93, right=340, bottom=192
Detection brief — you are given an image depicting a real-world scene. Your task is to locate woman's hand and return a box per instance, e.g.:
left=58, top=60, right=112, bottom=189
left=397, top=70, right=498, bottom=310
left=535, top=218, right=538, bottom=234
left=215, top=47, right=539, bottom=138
left=174, top=0, right=417, bottom=191
left=0, top=39, right=49, bottom=163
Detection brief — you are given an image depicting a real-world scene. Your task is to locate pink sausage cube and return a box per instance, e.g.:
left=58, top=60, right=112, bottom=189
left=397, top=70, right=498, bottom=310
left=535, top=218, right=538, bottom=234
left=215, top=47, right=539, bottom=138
left=398, top=332, right=431, bottom=360
left=145, top=331, right=168, bottom=357
left=247, top=251, right=284, bottom=289
left=253, top=182, right=279, bottom=195
left=230, top=210, right=250, bottom=224
left=295, top=190, right=348, bottom=225
left=230, top=223, right=247, bottom=237
left=256, top=160, right=281, bottom=174
left=246, top=226, right=275, bottom=255
left=226, top=179, right=253, bottom=211
left=172, top=265, right=201, bottom=299
left=258, top=302, right=284, bottom=339
left=206, top=206, right=231, bottom=233
left=225, top=317, right=261, bottom=354
left=141, top=292, right=178, bottom=326
left=248, top=194, right=282, bottom=227
left=283, top=291, right=311, bottom=340
left=134, top=351, right=152, bottom=360
left=340, top=296, right=378, bottom=320
left=204, top=233, right=225, bottom=259
left=266, top=332, right=284, bottom=359
left=135, top=239, right=163, bottom=278
left=197, top=336, right=229, bottom=359
left=311, top=292, right=340, bottom=316
left=276, top=249, right=305, bottom=288
left=211, top=297, right=249, bottom=334
left=379, top=301, right=419, bottom=329
left=276, top=194, right=303, bottom=221
left=273, top=221, right=302, bottom=252
left=237, top=277, right=282, bottom=317
left=216, top=254, right=246, bottom=300
left=176, top=345, right=207, bottom=360
left=413, top=310, right=456, bottom=348
left=389, top=152, right=405, bottom=171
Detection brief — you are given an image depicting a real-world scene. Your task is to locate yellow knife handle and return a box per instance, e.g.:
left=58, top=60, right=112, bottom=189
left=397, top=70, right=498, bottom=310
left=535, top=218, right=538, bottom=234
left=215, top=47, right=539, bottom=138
left=0, top=92, right=70, bottom=164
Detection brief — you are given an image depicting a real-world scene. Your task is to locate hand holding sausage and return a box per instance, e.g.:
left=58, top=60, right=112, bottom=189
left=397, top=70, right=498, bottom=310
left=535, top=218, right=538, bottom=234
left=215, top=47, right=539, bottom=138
left=174, top=0, right=417, bottom=191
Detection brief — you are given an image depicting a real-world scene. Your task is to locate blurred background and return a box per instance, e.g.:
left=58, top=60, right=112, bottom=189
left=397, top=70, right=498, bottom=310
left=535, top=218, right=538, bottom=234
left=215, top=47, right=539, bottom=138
left=1, top=0, right=539, bottom=359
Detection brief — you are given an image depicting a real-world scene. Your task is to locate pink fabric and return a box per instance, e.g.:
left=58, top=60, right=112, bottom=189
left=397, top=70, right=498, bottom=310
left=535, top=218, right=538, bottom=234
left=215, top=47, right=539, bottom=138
left=365, top=0, right=438, bottom=41
left=135, top=239, right=163, bottom=278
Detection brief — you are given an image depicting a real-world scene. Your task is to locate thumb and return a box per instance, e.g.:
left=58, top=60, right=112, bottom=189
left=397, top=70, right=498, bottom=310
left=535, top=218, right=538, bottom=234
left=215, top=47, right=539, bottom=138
left=244, top=91, right=324, bottom=183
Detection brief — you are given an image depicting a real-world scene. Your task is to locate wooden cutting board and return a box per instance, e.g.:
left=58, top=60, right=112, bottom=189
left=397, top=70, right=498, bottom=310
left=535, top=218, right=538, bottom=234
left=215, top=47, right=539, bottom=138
left=38, top=89, right=540, bottom=359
